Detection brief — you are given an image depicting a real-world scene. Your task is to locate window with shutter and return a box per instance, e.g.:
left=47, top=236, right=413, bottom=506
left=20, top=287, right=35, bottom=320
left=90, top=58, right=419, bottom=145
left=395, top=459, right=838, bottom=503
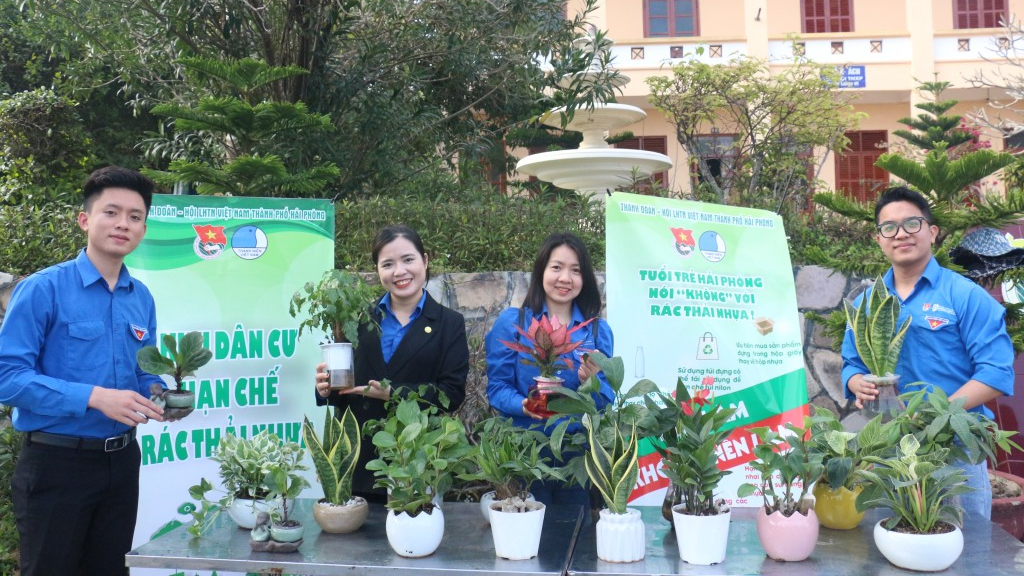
left=615, top=136, right=670, bottom=193
left=644, top=0, right=700, bottom=38
left=954, top=0, right=1006, bottom=29
left=835, top=131, right=889, bottom=202
left=802, top=0, right=853, bottom=34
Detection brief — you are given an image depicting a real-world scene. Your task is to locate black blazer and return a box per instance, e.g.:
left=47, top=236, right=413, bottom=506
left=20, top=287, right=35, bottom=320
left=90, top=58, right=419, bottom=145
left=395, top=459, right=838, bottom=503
left=318, top=292, right=468, bottom=500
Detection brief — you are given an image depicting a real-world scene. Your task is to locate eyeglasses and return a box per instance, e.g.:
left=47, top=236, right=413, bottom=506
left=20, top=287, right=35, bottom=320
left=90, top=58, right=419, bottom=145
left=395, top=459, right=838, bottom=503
left=876, top=216, right=929, bottom=238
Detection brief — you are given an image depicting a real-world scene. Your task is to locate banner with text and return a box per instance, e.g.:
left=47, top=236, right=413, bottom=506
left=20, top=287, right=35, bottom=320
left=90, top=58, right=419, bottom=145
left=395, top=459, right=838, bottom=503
left=606, top=193, right=809, bottom=507
left=125, top=195, right=333, bottom=574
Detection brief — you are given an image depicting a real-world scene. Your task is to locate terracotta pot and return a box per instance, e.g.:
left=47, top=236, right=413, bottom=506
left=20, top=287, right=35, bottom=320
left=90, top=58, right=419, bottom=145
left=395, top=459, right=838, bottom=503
left=313, top=498, right=369, bottom=533
left=671, top=506, right=730, bottom=565
left=873, top=520, right=963, bottom=571
left=991, top=469, right=1024, bottom=541
left=755, top=506, right=819, bottom=561
left=812, top=482, right=864, bottom=530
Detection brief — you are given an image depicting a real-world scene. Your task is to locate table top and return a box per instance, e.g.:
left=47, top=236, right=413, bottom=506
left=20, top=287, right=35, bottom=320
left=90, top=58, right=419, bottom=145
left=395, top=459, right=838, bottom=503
left=127, top=499, right=586, bottom=576
left=567, top=506, right=1024, bottom=575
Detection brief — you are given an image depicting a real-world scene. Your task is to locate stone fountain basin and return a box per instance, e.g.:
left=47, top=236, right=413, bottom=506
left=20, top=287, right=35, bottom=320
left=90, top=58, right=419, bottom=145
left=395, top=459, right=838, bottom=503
left=540, top=103, right=647, bottom=135
left=516, top=148, right=673, bottom=194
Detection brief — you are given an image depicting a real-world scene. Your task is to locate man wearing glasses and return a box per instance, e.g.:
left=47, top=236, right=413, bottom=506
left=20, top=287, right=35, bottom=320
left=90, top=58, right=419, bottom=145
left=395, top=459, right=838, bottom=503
left=842, top=186, right=1014, bottom=520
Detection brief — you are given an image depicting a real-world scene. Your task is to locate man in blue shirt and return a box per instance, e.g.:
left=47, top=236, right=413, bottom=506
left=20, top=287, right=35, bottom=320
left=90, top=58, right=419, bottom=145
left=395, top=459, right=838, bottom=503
left=0, top=166, right=168, bottom=575
left=842, top=186, right=1014, bottom=520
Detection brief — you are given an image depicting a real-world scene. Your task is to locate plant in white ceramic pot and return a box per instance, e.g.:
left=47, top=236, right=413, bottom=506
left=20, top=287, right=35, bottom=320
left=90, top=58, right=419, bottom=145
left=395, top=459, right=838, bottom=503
left=366, top=397, right=472, bottom=557
left=459, top=417, right=564, bottom=560
left=302, top=406, right=368, bottom=533
left=656, top=380, right=737, bottom=565
left=290, top=269, right=380, bottom=390
left=738, top=417, right=824, bottom=562
left=186, top=431, right=307, bottom=537
left=136, top=331, right=213, bottom=415
left=262, top=460, right=311, bottom=544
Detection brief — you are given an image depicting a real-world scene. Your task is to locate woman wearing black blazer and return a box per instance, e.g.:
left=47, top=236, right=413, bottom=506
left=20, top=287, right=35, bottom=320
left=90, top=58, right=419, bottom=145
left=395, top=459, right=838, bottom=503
left=314, top=225, right=468, bottom=502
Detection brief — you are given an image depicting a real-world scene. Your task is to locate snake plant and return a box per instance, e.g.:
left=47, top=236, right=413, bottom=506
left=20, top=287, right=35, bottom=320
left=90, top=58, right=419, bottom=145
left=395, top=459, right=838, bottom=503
left=843, top=277, right=911, bottom=377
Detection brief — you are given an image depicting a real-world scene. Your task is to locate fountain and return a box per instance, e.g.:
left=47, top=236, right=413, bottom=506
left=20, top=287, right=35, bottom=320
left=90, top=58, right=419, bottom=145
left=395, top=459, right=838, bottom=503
left=516, top=37, right=672, bottom=196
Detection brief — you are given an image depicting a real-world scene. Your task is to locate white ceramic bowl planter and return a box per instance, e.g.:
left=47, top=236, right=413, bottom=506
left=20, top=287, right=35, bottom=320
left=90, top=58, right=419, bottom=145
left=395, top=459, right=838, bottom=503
left=672, top=506, right=730, bottom=565
left=873, top=520, right=964, bottom=572
left=596, top=508, right=645, bottom=562
left=228, top=498, right=292, bottom=530
left=489, top=502, right=545, bottom=560
left=386, top=508, right=445, bottom=558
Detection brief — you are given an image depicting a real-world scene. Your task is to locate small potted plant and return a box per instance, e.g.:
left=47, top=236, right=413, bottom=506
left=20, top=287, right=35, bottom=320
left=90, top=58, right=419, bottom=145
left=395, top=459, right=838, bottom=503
left=187, top=431, right=307, bottom=536
left=656, top=380, right=737, bottom=565
left=262, top=460, right=311, bottom=544
left=844, top=277, right=912, bottom=419
left=459, top=417, right=563, bottom=560
left=301, top=407, right=369, bottom=533
left=365, top=397, right=472, bottom=558
left=583, top=412, right=644, bottom=563
left=290, top=269, right=380, bottom=390
left=855, top=434, right=970, bottom=572
left=499, top=313, right=594, bottom=417
left=136, top=331, right=213, bottom=415
left=738, top=417, right=824, bottom=562
left=809, top=408, right=897, bottom=530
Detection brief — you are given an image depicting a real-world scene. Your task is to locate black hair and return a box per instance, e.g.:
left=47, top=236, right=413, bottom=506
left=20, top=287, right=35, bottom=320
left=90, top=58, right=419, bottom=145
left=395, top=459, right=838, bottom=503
left=874, top=186, right=933, bottom=224
left=82, top=166, right=155, bottom=213
left=521, top=232, right=601, bottom=319
left=370, top=225, right=430, bottom=280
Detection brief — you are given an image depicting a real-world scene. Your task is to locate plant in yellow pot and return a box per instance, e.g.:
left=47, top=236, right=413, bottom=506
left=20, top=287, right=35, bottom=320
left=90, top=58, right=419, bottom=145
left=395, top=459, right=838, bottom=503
left=809, top=408, right=897, bottom=530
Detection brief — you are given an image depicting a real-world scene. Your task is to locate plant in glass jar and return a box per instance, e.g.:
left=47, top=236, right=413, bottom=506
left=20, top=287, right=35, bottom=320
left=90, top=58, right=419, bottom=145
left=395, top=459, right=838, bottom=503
left=844, top=277, right=912, bottom=419
left=499, top=313, right=594, bottom=418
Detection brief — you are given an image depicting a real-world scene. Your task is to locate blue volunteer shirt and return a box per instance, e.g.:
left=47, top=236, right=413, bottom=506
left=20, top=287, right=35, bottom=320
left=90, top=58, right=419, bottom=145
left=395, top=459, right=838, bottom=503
left=842, top=257, right=1014, bottom=417
left=376, top=290, right=427, bottom=363
left=0, top=250, right=161, bottom=438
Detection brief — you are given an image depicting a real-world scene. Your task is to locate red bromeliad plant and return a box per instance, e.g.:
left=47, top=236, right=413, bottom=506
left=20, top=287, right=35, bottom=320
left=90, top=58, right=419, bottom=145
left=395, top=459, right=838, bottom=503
left=500, top=314, right=595, bottom=379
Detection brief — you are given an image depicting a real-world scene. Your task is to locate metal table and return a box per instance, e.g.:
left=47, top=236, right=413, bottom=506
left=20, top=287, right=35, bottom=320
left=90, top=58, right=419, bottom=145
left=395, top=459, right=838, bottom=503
left=127, top=499, right=586, bottom=575
left=568, top=506, right=1024, bottom=575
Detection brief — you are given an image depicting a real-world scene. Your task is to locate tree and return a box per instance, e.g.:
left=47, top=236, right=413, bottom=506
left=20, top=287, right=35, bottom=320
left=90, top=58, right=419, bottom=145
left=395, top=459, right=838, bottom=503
left=646, top=52, right=861, bottom=210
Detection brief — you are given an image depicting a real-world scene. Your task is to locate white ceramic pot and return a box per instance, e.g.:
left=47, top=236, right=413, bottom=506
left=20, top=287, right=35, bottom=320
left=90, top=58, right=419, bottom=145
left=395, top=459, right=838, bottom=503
left=873, top=520, right=964, bottom=572
left=490, top=501, right=545, bottom=560
left=671, top=506, right=730, bottom=565
left=227, top=498, right=293, bottom=530
left=596, top=508, right=645, bottom=563
left=386, top=508, right=445, bottom=558
left=313, top=498, right=369, bottom=533
left=321, top=342, right=354, bottom=389
left=480, top=491, right=536, bottom=523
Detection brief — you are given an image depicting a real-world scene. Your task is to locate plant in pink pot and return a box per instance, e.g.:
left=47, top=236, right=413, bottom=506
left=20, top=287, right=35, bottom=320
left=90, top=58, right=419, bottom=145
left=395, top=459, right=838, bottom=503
left=738, top=417, right=823, bottom=562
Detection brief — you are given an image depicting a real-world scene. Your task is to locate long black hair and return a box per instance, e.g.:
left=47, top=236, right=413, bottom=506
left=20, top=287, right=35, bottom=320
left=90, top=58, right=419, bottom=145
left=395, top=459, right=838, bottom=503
left=521, top=232, right=601, bottom=319
left=370, top=224, right=430, bottom=281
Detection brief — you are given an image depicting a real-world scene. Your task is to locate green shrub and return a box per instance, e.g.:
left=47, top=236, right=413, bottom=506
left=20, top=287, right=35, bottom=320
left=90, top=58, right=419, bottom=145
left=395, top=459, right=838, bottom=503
left=0, top=405, right=22, bottom=574
left=0, top=202, right=84, bottom=276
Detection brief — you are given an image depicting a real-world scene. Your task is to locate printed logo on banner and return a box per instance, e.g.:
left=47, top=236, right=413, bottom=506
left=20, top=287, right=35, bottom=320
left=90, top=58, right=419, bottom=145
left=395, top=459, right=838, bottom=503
left=193, top=224, right=227, bottom=260
left=231, top=225, right=269, bottom=260
left=696, top=332, right=719, bottom=360
left=671, top=227, right=696, bottom=258
left=698, top=230, right=727, bottom=262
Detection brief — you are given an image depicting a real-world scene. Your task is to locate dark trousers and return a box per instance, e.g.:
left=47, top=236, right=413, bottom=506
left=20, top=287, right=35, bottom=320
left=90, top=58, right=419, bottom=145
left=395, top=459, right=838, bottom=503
left=12, top=438, right=141, bottom=576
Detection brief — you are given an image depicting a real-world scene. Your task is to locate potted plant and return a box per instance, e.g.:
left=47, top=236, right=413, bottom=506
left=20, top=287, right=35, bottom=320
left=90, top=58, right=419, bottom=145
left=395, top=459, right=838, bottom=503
left=136, top=330, right=213, bottom=414
left=186, top=431, right=307, bottom=536
left=262, top=460, right=311, bottom=543
left=290, top=269, right=380, bottom=390
left=365, top=397, right=472, bottom=557
left=809, top=408, right=897, bottom=530
left=656, top=380, right=737, bottom=565
left=855, top=434, right=970, bottom=571
left=990, top=469, right=1024, bottom=541
left=583, top=412, right=644, bottom=563
left=459, top=417, right=563, bottom=560
left=843, top=277, right=912, bottom=419
left=738, top=417, right=824, bottom=562
left=499, top=313, right=594, bottom=417
left=301, top=406, right=368, bottom=533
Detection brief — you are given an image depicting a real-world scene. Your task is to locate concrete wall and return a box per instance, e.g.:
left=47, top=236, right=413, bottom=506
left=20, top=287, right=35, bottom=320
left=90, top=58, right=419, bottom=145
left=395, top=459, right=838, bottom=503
left=0, top=266, right=864, bottom=427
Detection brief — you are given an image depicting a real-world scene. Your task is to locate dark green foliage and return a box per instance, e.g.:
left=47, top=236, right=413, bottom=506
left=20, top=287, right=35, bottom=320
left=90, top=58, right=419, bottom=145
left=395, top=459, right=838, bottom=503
left=0, top=202, right=84, bottom=276
left=0, top=405, right=22, bottom=574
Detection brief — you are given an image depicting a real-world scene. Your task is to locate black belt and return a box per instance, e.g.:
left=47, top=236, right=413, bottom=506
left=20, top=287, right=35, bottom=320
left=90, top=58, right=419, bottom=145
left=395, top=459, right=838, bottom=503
left=26, top=429, right=136, bottom=452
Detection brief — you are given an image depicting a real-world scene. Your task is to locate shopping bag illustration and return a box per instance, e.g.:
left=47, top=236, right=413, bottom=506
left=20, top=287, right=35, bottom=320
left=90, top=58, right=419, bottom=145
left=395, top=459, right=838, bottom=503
left=696, top=332, right=719, bottom=360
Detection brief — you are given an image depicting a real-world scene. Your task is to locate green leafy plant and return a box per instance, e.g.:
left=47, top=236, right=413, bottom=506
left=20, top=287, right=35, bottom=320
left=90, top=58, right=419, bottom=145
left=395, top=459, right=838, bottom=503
left=583, top=414, right=639, bottom=515
left=263, top=461, right=311, bottom=527
left=459, top=417, right=564, bottom=508
left=366, top=397, right=472, bottom=516
left=301, top=407, right=361, bottom=506
left=810, top=407, right=897, bottom=490
left=856, top=434, right=970, bottom=533
left=0, top=405, right=22, bottom=574
left=499, top=314, right=594, bottom=378
left=656, top=382, right=738, bottom=516
left=136, top=331, right=213, bottom=393
left=738, top=417, right=824, bottom=517
left=186, top=431, right=307, bottom=537
left=843, top=277, right=911, bottom=377
left=289, top=269, right=381, bottom=345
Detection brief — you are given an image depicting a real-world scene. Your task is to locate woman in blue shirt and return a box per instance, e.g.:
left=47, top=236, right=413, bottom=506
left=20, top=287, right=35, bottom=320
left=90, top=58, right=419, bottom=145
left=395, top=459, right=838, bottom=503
left=314, top=225, right=468, bottom=502
left=485, top=232, right=614, bottom=506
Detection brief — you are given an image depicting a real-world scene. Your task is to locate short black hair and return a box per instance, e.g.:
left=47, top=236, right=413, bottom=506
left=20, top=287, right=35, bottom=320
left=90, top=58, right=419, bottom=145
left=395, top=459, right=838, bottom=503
left=522, top=232, right=602, bottom=319
left=82, top=166, right=156, bottom=214
left=874, top=186, right=933, bottom=224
